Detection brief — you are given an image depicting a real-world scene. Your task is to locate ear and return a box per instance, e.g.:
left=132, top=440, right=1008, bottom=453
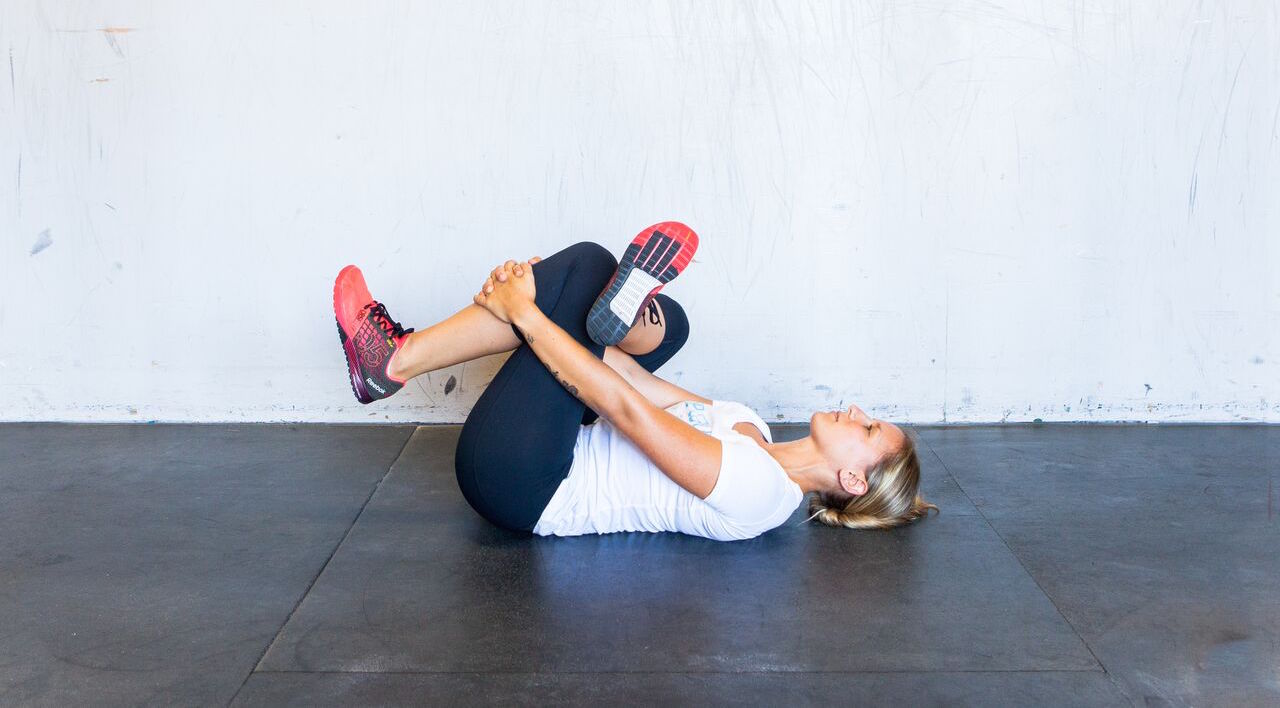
left=838, top=468, right=868, bottom=497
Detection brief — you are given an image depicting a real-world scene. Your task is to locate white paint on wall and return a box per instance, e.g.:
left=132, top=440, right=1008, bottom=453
left=1, top=1, right=1276, bottom=424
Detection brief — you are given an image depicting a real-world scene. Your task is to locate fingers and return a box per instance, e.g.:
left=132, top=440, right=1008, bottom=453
left=491, top=259, right=523, bottom=283
left=485, top=259, right=535, bottom=293
left=515, top=256, right=539, bottom=275
left=491, top=260, right=515, bottom=282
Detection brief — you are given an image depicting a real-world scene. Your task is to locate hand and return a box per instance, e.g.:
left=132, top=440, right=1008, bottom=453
left=475, top=260, right=537, bottom=323
left=486, top=256, right=541, bottom=286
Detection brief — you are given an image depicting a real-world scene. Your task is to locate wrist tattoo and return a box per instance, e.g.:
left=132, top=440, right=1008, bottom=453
left=549, top=369, right=581, bottom=401
left=521, top=325, right=580, bottom=400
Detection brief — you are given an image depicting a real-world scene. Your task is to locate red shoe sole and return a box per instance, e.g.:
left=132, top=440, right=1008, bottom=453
left=586, top=221, right=699, bottom=346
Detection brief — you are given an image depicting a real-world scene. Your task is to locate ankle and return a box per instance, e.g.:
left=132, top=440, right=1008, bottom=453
left=387, top=335, right=417, bottom=382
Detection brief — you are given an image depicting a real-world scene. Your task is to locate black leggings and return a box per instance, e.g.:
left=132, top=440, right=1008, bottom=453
left=453, top=241, right=690, bottom=532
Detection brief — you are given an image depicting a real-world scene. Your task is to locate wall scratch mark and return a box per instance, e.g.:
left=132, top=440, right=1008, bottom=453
left=1186, top=128, right=1206, bottom=224
left=414, top=378, right=437, bottom=406
left=1187, top=170, right=1198, bottom=217
left=30, top=229, right=52, bottom=256
left=1215, top=39, right=1251, bottom=158
left=100, top=28, right=133, bottom=58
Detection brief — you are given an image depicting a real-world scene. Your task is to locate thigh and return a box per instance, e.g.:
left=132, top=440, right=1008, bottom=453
left=581, top=294, right=689, bottom=425
left=629, top=294, right=689, bottom=373
left=454, top=242, right=618, bottom=531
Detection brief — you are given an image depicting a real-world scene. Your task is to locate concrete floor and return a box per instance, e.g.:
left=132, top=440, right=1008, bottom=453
left=0, top=423, right=1275, bottom=707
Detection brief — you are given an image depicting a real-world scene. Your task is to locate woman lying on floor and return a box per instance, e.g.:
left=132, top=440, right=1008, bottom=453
left=333, top=223, right=937, bottom=541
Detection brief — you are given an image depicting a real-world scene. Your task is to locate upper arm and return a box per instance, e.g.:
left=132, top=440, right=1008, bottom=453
left=612, top=394, right=723, bottom=499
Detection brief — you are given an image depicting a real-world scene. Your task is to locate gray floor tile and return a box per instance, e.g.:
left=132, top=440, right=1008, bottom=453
left=258, top=426, right=1095, bottom=674
left=774, top=423, right=976, bottom=515
left=234, top=670, right=1129, bottom=707
left=0, top=423, right=414, bottom=706
left=920, top=425, right=1280, bottom=707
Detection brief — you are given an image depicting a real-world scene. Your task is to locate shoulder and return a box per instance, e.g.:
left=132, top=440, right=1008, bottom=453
left=732, top=422, right=767, bottom=445
left=704, top=438, right=805, bottom=539
left=710, top=400, right=773, bottom=443
left=706, top=436, right=802, bottom=514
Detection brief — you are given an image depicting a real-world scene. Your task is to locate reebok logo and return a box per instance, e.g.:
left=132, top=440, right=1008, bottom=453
left=365, top=377, right=386, bottom=394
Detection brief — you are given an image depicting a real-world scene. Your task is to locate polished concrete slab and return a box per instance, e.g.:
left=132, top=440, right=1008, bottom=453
left=0, top=423, right=414, bottom=706
left=1, top=422, right=1274, bottom=706
left=917, top=425, right=1280, bottom=707
left=257, top=427, right=1094, bottom=674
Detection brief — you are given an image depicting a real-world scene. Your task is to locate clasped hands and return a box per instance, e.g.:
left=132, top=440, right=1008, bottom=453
left=474, top=256, right=541, bottom=324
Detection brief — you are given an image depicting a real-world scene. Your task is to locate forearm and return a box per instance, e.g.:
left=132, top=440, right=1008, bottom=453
left=509, top=303, right=649, bottom=424
left=604, top=348, right=710, bottom=409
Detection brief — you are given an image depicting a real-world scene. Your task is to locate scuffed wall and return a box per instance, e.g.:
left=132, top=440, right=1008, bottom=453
left=1, top=1, right=1276, bottom=423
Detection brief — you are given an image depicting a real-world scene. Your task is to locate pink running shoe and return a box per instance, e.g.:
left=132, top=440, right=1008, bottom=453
left=333, top=265, right=413, bottom=404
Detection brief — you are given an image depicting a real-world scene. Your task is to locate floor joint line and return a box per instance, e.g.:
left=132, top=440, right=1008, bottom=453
left=226, top=426, right=418, bottom=706
left=917, top=433, right=1116, bottom=685
left=249, top=668, right=1111, bottom=677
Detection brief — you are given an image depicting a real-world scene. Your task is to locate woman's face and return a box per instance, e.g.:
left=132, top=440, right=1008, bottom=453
left=809, top=403, right=906, bottom=495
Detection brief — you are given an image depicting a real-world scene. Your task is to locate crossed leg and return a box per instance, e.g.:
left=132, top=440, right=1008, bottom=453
left=387, top=260, right=684, bottom=384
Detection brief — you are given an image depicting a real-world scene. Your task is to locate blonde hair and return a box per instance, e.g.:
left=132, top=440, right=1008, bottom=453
left=804, top=430, right=939, bottom=530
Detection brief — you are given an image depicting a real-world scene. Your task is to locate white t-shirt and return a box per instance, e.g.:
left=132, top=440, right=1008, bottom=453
left=532, top=399, right=805, bottom=541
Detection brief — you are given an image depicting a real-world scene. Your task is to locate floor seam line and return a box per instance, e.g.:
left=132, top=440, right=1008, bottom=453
left=918, top=434, right=1114, bottom=683
left=226, top=426, right=418, bottom=706
left=248, top=668, right=1110, bottom=676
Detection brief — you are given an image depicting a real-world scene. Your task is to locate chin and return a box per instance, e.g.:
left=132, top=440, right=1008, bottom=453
left=809, top=410, right=827, bottom=432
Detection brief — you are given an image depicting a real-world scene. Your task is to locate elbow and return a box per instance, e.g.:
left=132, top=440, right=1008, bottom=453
left=610, top=388, right=652, bottom=430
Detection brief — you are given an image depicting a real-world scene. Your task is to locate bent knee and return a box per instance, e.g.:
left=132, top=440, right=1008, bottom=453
left=653, top=294, right=689, bottom=346
left=565, top=241, right=617, bottom=279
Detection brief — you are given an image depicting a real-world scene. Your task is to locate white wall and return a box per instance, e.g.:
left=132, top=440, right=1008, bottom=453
left=2, top=1, right=1276, bottom=424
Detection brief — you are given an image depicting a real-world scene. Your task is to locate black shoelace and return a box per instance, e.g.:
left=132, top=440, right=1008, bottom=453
left=644, top=299, right=661, bottom=325
left=368, top=301, right=415, bottom=338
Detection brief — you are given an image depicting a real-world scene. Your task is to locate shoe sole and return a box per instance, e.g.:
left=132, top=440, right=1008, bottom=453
left=587, top=222, right=698, bottom=347
left=333, top=272, right=376, bottom=405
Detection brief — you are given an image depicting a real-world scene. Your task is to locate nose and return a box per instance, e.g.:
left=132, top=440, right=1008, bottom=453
left=848, top=404, right=868, bottom=424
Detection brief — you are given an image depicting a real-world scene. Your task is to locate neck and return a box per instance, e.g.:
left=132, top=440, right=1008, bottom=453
left=764, top=436, right=833, bottom=494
